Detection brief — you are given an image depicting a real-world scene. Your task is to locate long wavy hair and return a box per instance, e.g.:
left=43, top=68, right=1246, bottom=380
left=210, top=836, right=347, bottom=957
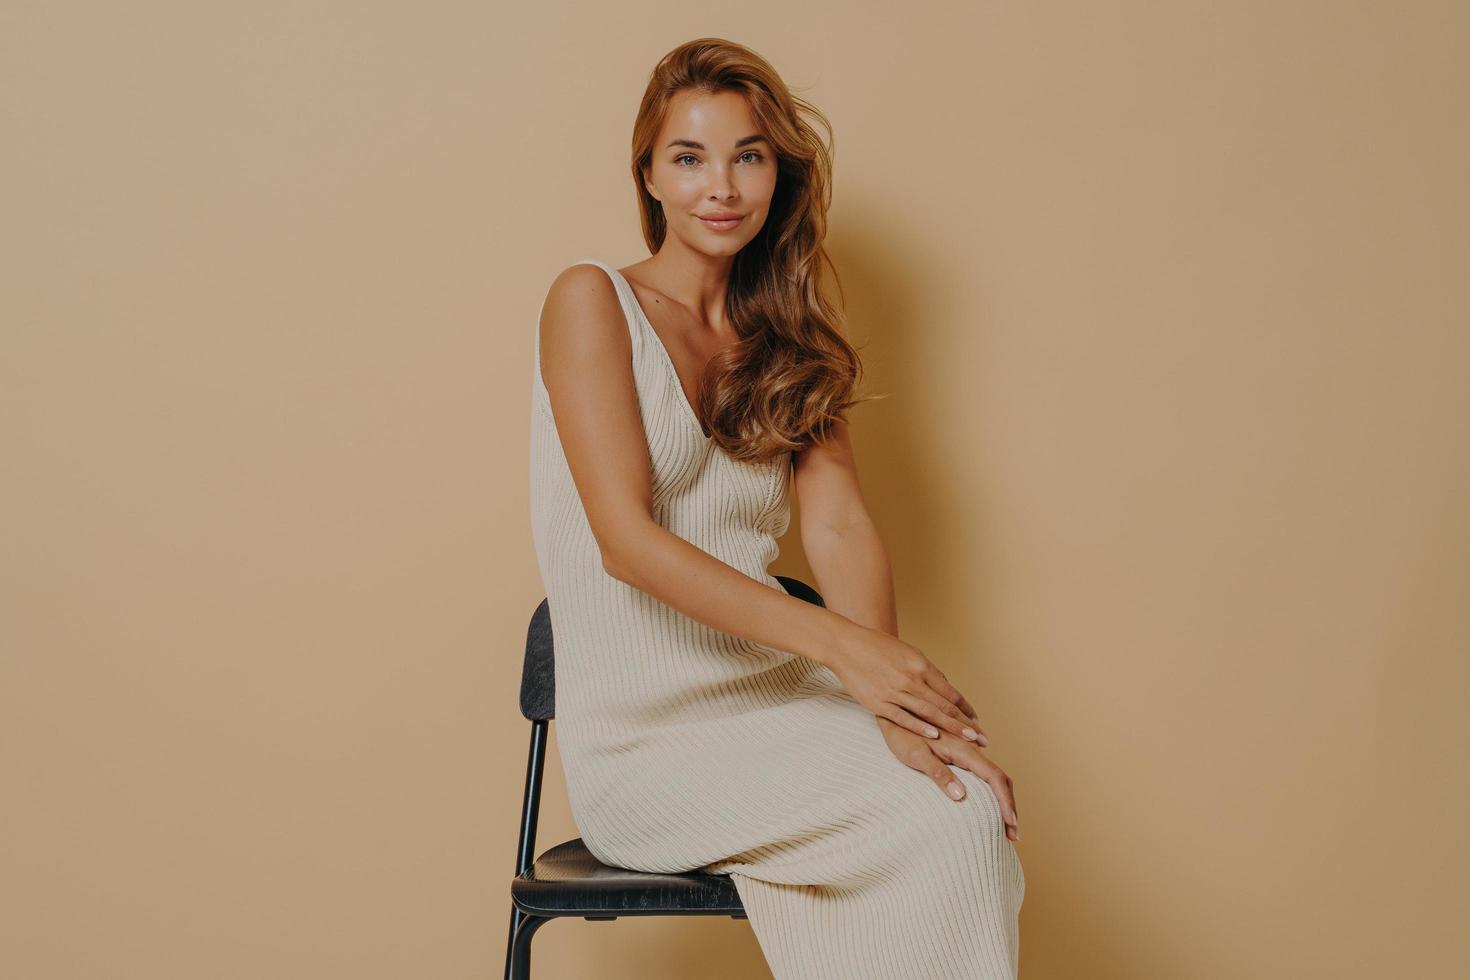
left=631, top=38, right=884, bottom=464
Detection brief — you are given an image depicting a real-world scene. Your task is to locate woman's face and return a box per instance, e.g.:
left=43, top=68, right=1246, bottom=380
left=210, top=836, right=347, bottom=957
left=644, top=89, right=778, bottom=258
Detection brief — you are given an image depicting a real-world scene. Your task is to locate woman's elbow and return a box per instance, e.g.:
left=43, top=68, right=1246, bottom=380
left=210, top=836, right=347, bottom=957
left=600, top=548, right=630, bottom=583
left=595, top=521, right=655, bottom=585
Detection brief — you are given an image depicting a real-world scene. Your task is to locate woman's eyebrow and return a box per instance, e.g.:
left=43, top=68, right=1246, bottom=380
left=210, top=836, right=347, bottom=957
left=666, top=135, right=768, bottom=150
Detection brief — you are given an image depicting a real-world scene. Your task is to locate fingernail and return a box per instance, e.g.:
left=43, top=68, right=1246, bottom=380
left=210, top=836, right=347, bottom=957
left=978, top=734, right=989, bottom=746
left=946, top=781, right=965, bottom=800
left=925, top=726, right=939, bottom=738
left=963, top=727, right=978, bottom=740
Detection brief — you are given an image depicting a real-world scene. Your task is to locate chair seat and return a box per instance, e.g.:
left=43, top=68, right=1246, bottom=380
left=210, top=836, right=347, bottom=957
left=511, top=838, right=745, bottom=918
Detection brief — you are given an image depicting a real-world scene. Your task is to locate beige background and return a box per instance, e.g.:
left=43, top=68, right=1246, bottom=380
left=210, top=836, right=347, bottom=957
left=3, top=2, right=1466, bottom=978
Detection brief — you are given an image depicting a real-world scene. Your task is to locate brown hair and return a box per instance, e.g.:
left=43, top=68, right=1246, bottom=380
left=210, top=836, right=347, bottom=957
left=631, top=38, right=883, bottom=463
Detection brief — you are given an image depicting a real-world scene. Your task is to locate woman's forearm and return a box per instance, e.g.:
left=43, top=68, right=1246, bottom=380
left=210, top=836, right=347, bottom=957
left=805, top=518, right=916, bottom=739
left=602, top=518, right=857, bottom=667
left=801, top=516, right=898, bottom=639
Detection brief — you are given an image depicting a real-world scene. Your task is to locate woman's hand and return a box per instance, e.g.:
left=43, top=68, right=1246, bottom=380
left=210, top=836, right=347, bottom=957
left=876, top=716, right=1020, bottom=842
left=824, top=622, right=989, bottom=744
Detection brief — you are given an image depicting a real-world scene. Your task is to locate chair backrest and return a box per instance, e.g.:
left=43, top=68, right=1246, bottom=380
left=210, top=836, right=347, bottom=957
left=519, top=575, right=825, bottom=722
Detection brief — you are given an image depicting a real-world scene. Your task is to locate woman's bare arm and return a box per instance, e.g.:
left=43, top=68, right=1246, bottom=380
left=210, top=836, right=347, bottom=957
left=792, top=419, right=900, bottom=637
left=796, top=422, right=993, bottom=755
left=538, top=264, right=854, bottom=667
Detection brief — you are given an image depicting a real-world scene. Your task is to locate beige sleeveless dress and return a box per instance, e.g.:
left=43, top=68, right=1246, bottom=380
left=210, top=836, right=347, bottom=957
left=529, top=258, right=1024, bottom=979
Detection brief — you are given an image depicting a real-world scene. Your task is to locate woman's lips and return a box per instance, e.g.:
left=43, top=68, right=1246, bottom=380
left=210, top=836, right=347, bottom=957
left=699, top=215, right=743, bottom=232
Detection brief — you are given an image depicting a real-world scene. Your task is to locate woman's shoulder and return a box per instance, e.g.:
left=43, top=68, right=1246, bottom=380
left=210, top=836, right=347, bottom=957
left=540, top=261, right=626, bottom=335
left=537, top=261, right=638, bottom=386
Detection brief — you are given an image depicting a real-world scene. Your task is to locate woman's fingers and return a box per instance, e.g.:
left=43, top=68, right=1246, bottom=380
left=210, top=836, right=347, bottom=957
left=899, top=687, right=988, bottom=745
left=887, top=722, right=1018, bottom=840
left=876, top=718, right=973, bottom=805
left=954, top=693, right=982, bottom=729
left=890, top=693, right=980, bottom=741
left=930, top=757, right=1021, bottom=845
left=924, top=673, right=987, bottom=742
left=880, top=703, right=944, bottom=739
left=937, top=741, right=1020, bottom=841
left=925, top=760, right=969, bottom=802
left=989, top=772, right=1020, bottom=842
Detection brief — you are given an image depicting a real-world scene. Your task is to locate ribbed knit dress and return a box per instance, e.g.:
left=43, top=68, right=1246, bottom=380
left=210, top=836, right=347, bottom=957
left=529, top=258, right=1025, bottom=979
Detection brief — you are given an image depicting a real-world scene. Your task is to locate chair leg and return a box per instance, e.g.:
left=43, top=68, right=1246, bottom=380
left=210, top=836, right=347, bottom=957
left=507, top=910, right=550, bottom=980
left=502, top=906, right=522, bottom=980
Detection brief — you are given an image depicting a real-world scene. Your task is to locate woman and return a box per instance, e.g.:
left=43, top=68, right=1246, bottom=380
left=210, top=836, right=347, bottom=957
left=530, top=37, right=1024, bottom=979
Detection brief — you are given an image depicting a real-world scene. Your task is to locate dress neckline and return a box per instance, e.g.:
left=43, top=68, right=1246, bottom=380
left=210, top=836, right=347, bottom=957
left=602, top=264, right=714, bottom=442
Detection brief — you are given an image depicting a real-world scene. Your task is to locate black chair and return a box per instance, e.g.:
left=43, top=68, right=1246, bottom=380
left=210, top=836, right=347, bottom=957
left=504, top=575, right=826, bottom=980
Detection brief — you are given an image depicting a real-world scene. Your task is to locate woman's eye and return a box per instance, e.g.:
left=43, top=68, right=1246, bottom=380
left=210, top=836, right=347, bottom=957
left=673, top=151, right=764, bottom=167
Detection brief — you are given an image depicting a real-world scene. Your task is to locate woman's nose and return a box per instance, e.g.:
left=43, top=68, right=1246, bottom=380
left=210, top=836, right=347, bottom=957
left=704, top=167, right=735, bottom=197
